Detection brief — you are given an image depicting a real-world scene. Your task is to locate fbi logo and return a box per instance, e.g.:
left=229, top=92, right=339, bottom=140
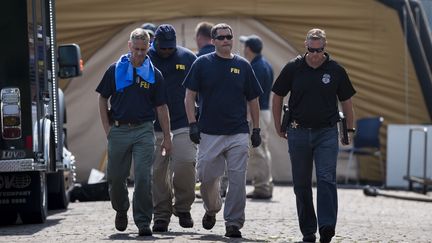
left=140, top=81, right=150, bottom=89
left=230, top=68, right=240, bottom=74
left=176, top=64, right=186, bottom=70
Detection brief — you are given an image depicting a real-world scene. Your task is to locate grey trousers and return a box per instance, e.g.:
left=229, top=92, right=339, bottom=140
left=197, top=133, right=249, bottom=228
left=107, top=122, right=155, bottom=229
left=152, top=127, right=197, bottom=222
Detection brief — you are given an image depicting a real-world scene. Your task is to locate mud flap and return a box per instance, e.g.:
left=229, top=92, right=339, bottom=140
left=0, top=171, right=47, bottom=224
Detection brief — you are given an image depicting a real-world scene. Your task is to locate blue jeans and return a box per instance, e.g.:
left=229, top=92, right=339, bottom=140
left=107, top=122, right=155, bottom=229
left=287, top=126, right=338, bottom=236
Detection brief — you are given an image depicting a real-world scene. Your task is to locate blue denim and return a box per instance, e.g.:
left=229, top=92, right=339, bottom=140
left=287, top=126, right=338, bottom=236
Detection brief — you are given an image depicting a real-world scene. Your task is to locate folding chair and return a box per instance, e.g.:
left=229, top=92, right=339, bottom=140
left=343, top=117, right=384, bottom=184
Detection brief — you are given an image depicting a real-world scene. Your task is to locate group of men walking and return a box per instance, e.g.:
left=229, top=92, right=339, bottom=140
left=96, top=21, right=355, bottom=243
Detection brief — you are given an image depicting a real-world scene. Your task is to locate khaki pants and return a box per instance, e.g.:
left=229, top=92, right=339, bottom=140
left=197, top=133, right=249, bottom=228
left=248, top=110, right=273, bottom=196
left=152, top=127, right=197, bottom=222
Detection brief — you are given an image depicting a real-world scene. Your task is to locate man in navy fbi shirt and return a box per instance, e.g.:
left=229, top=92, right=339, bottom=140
left=96, top=28, right=171, bottom=237
left=272, top=28, right=356, bottom=243
left=183, top=23, right=263, bottom=238
left=148, top=24, right=197, bottom=233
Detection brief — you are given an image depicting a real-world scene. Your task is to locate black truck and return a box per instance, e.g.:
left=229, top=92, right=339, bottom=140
left=0, top=0, right=82, bottom=224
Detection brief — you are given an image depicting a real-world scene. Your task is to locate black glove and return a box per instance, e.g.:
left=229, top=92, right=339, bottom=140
left=251, top=128, right=261, bottom=147
left=189, top=122, right=201, bottom=144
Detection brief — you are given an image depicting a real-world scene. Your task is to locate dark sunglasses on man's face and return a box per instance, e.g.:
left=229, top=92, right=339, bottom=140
left=214, top=35, right=233, bottom=41
left=307, top=47, right=324, bottom=53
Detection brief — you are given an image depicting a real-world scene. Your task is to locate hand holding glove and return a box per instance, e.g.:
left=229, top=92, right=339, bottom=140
left=189, top=122, right=201, bottom=144
left=251, top=128, right=261, bottom=147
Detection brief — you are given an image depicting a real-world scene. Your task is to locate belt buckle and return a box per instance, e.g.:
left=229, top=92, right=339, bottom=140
left=290, top=120, right=299, bottom=129
left=114, top=120, right=120, bottom=127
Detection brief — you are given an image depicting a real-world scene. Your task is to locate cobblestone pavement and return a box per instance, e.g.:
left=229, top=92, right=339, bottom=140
left=0, top=185, right=431, bottom=243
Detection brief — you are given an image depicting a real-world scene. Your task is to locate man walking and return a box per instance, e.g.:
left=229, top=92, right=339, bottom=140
left=96, top=28, right=171, bottom=236
left=148, top=24, right=197, bottom=233
left=272, top=28, right=356, bottom=243
left=184, top=23, right=263, bottom=238
left=240, top=34, right=274, bottom=200
left=195, top=21, right=215, bottom=56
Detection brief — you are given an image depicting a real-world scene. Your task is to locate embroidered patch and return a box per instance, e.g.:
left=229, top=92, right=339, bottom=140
left=322, top=73, right=331, bottom=84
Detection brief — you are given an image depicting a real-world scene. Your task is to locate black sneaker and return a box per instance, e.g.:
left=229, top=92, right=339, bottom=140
left=303, top=233, right=316, bottom=242
left=138, top=226, right=152, bottom=236
left=202, top=213, right=216, bottom=230
left=152, top=219, right=169, bottom=232
left=175, top=212, right=194, bottom=228
left=319, top=225, right=335, bottom=243
left=115, top=211, right=128, bottom=231
left=225, top=225, right=242, bottom=238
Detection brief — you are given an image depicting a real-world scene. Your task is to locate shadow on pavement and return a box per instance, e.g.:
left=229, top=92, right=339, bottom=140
left=0, top=218, right=62, bottom=235
left=107, top=231, right=266, bottom=242
left=197, top=233, right=264, bottom=242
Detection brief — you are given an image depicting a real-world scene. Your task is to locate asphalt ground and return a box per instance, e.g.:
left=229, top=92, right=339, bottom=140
left=1, top=185, right=431, bottom=243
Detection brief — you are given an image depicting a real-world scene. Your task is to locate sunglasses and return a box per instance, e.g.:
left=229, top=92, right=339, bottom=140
left=307, top=47, right=324, bottom=53
left=214, top=35, right=233, bottom=41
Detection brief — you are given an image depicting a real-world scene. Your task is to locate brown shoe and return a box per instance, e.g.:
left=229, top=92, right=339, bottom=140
left=202, top=213, right=216, bottom=230
left=115, top=211, right=128, bottom=231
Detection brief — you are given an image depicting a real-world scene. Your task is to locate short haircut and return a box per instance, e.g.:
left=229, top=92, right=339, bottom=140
left=195, top=21, right=214, bottom=38
left=211, top=23, right=233, bottom=39
left=306, top=28, right=326, bottom=42
left=129, top=28, right=150, bottom=45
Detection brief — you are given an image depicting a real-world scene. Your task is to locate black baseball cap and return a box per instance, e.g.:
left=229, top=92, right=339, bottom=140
left=239, top=34, right=263, bottom=54
left=155, top=24, right=176, bottom=48
left=140, top=23, right=157, bottom=37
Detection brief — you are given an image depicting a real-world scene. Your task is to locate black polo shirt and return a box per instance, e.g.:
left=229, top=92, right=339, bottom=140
left=272, top=53, right=356, bottom=128
left=183, top=53, right=263, bottom=135
left=96, top=62, right=166, bottom=123
left=148, top=46, right=197, bottom=131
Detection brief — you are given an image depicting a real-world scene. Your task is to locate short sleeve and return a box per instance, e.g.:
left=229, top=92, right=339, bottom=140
left=272, top=60, right=297, bottom=97
left=95, top=64, right=115, bottom=98
left=337, top=67, right=356, bottom=101
left=244, top=63, right=263, bottom=101
left=182, top=59, right=200, bottom=91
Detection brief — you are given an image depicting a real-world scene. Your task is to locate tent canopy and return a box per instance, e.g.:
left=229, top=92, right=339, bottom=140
left=57, top=0, right=431, bottom=181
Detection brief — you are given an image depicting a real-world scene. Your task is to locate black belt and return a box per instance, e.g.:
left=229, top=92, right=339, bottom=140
left=289, top=120, right=334, bottom=129
left=114, top=120, right=145, bottom=127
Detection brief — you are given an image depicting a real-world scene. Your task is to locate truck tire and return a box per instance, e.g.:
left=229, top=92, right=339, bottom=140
left=48, top=170, right=69, bottom=209
left=20, top=172, right=47, bottom=224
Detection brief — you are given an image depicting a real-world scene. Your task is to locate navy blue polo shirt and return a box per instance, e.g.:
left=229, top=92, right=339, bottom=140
left=197, top=44, right=215, bottom=57
left=250, top=55, right=273, bottom=110
left=183, top=53, right=263, bottom=135
left=96, top=61, right=166, bottom=122
left=272, top=53, right=356, bottom=128
left=148, top=46, right=197, bottom=131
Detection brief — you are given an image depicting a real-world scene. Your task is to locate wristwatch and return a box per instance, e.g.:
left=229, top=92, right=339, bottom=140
left=347, top=128, right=356, bottom=133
